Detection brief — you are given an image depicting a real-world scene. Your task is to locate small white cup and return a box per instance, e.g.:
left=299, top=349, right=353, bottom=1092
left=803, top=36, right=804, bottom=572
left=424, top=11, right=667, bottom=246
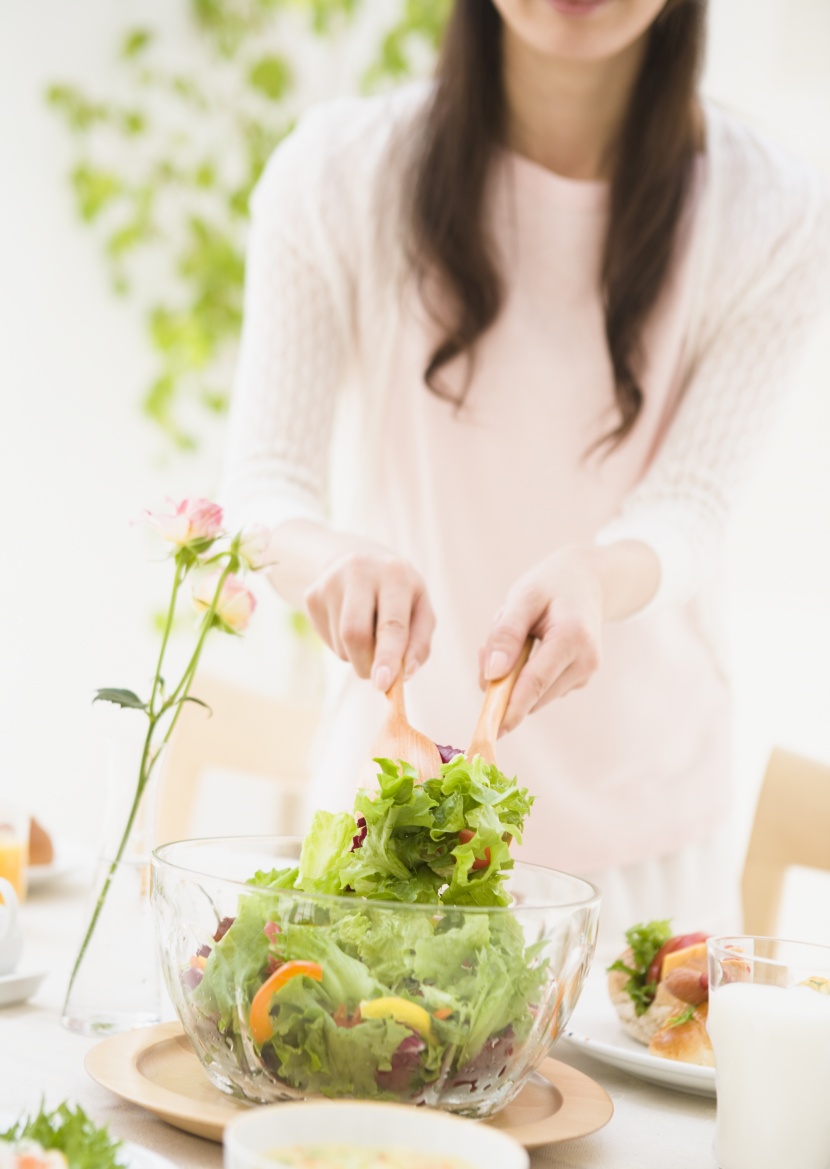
left=0, top=876, right=23, bottom=976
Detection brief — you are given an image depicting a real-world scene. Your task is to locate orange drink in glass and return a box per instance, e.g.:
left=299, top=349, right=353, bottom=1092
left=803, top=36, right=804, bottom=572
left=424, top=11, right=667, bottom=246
left=0, top=806, right=29, bottom=901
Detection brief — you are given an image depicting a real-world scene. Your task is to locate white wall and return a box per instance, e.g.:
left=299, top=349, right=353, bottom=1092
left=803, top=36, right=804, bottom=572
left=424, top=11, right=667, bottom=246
left=703, top=3, right=830, bottom=824
left=1, top=2, right=829, bottom=889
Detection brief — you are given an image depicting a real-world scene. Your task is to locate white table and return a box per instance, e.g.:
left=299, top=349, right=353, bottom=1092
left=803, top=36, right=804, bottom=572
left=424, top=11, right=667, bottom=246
left=3, top=867, right=718, bottom=1168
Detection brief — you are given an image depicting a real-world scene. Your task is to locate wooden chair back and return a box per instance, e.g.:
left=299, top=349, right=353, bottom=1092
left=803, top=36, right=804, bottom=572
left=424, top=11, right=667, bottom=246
left=742, top=747, right=830, bottom=936
left=155, top=673, right=321, bottom=845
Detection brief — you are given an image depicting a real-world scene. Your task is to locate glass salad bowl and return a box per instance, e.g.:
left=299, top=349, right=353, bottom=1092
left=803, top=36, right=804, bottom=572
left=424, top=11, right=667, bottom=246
left=152, top=836, right=600, bottom=1117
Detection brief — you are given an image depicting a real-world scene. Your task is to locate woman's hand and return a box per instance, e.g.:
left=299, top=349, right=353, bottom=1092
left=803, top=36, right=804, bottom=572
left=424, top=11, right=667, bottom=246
left=480, top=541, right=660, bottom=732
left=304, top=540, right=436, bottom=691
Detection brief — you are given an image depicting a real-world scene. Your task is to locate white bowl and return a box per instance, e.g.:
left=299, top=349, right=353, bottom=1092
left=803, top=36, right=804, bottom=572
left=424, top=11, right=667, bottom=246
left=224, top=1100, right=529, bottom=1169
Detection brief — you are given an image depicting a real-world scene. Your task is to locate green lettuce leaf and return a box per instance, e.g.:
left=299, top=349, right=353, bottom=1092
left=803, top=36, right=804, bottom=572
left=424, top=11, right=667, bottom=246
left=194, top=886, right=276, bottom=1028
left=336, top=754, right=533, bottom=908
left=607, top=918, right=673, bottom=1016
left=265, top=976, right=417, bottom=1097
left=297, top=810, right=358, bottom=894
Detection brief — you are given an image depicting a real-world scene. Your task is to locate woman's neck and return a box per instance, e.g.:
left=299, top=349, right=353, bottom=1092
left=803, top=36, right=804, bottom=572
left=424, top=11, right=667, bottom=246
left=502, top=28, right=647, bottom=181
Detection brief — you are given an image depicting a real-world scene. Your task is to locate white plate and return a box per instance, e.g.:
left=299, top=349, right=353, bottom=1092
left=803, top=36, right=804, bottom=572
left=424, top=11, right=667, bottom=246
left=27, top=839, right=91, bottom=890
left=0, top=969, right=47, bottom=1008
left=559, top=972, right=716, bottom=1098
left=0, top=1112, right=177, bottom=1168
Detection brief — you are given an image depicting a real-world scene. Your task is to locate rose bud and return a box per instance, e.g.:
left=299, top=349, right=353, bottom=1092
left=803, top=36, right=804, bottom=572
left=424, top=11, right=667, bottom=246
left=143, top=498, right=224, bottom=550
left=192, top=572, right=256, bottom=633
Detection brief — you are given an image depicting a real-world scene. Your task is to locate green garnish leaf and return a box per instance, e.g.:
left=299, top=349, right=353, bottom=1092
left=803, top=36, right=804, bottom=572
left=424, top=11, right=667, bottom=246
left=607, top=919, right=672, bottom=1016
left=667, top=1003, right=697, bottom=1028
left=0, top=1102, right=126, bottom=1168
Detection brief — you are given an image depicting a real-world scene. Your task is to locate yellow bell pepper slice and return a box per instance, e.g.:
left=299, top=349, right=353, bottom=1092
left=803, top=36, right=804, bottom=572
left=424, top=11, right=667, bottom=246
left=358, top=996, right=433, bottom=1040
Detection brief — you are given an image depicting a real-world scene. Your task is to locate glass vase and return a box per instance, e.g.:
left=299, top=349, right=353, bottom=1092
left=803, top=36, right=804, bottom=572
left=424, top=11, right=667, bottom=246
left=61, top=731, right=163, bottom=1034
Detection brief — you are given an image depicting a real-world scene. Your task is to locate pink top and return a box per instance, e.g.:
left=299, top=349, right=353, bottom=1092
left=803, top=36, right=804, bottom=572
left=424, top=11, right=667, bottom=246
left=224, top=87, right=830, bottom=872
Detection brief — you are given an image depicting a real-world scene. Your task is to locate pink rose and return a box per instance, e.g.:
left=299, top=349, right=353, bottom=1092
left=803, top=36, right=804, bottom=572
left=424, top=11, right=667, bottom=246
left=144, top=498, right=224, bottom=549
left=238, top=525, right=279, bottom=572
left=192, top=572, right=256, bottom=633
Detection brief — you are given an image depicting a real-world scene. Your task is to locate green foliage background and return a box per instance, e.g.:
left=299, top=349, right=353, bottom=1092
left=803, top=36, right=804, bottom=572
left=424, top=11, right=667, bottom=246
left=48, top=0, right=450, bottom=451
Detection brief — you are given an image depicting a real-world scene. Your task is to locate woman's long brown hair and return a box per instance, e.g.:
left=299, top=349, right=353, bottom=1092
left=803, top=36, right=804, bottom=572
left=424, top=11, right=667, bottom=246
left=407, top=0, right=707, bottom=449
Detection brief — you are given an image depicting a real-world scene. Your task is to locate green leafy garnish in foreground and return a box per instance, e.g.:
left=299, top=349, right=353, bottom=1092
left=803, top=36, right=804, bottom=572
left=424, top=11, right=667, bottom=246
left=607, top=919, right=672, bottom=1016
left=0, top=1102, right=126, bottom=1168
left=190, top=753, right=547, bottom=1100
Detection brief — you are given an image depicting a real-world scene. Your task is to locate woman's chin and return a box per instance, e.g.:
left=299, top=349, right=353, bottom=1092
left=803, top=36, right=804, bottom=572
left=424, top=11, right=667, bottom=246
left=495, top=0, right=664, bottom=65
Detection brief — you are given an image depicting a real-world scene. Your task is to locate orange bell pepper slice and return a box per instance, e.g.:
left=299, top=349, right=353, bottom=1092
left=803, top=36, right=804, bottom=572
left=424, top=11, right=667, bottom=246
left=249, top=960, right=324, bottom=1046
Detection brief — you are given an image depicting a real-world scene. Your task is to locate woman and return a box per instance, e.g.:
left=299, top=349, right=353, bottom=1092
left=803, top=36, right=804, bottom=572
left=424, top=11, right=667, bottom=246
left=224, top=0, right=830, bottom=943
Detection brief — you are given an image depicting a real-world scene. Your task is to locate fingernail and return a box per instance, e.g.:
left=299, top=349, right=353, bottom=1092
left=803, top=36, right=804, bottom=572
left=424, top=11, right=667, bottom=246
left=485, top=651, right=509, bottom=680
left=373, top=666, right=392, bottom=692
left=404, top=657, right=419, bottom=680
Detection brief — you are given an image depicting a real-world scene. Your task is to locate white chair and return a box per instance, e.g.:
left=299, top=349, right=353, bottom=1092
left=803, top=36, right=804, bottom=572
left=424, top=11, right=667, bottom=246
left=155, top=673, right=321, bottom=844
left=742, top=747, right=830, bottom=936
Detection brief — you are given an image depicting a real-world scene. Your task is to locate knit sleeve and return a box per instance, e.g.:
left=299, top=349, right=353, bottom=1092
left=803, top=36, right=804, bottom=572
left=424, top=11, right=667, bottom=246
left=597, top=148, right=830, bottom=609
left=221, top=108, right=354, bottom=533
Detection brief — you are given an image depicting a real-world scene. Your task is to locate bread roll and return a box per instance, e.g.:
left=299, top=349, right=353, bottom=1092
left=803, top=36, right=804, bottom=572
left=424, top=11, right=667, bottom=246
left=29, top=817, right=54, bottom=866
left=648, top=1000, right=714, bottom=1066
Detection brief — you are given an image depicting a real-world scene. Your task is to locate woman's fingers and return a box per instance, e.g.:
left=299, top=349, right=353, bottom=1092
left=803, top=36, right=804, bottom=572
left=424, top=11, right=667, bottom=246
left=500, top=619, right=601, bottom=731
left=371, top=568, right=417, bottom=691
left=404, top=589, right=436, bottom=679
left=531, top=658, right=591, bottom=708
left=482, top=549, right=605, bottom=731
left=305, top=547, right=434, bottom=687
left=481, top=587, right=544, bottom=684
left=338, top=571, right=382, bottom=678
left=500, top=636, right=575, bottom=733
left=305, top=575, right=341, bottom=658
left=305, top=552, right=374, bottom=667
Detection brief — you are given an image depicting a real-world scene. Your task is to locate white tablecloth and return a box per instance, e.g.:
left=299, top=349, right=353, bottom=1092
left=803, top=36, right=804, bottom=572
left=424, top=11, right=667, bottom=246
left=2, top=867, right=719, bottom=1168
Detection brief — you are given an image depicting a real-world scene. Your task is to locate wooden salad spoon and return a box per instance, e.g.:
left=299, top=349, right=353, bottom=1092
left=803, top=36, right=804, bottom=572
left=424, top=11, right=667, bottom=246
left=468, top=637, right=534, bottom=766
left=370, top=672, right=444, bottom=783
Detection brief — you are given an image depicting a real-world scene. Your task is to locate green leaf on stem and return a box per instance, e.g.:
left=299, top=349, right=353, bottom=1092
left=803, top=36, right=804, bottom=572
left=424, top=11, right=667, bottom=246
left=93, top=688, right=148, bottom=710
left=177, top=695, right=213, bottom=715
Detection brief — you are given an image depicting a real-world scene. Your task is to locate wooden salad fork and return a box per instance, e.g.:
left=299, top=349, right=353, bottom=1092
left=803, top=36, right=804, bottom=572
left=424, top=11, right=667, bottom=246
left=370, top=672, right=443, bottom=783
left=468, top=638, right=534, bottom=766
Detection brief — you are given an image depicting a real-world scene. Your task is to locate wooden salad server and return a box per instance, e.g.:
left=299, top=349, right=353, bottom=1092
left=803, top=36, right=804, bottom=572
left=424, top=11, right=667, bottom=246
left=370, top=672, right=444, bottom=783
left=468, top=637, right=534, bottom=766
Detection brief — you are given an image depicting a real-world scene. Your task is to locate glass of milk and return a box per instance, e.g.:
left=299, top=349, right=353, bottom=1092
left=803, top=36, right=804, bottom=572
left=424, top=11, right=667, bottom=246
left=707, top=936, right=830, bottom=1169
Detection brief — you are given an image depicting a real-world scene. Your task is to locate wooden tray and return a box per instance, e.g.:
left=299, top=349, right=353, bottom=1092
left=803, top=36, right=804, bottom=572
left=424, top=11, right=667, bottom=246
left=86, top=1022, right=612, bottom=1149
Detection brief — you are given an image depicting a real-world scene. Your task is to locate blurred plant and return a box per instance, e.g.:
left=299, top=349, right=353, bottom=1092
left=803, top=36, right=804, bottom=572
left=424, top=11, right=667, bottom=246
left=46, top=0, right=450, bottom=452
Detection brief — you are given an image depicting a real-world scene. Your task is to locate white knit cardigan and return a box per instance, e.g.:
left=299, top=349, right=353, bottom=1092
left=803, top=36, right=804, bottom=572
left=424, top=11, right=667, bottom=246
left=223, top=86, right=830, bottom=608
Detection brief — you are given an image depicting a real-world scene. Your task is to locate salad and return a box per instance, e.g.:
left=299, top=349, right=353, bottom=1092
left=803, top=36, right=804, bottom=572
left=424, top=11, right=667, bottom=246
left=182, top=753, right=551, bottom=1102
left=0, top=1104, right=125, bottom=1169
